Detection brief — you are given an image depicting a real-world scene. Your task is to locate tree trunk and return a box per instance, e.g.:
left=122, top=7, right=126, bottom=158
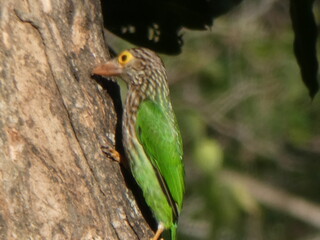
left=0, top=0, right=152, bottom=239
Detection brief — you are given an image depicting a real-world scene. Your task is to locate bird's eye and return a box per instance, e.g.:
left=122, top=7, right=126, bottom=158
left=118, top=51, right=133, bottom=65
left=121, top=55, right=127, bottom=62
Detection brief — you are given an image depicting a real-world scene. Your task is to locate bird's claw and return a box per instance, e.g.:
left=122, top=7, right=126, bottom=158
left=101, top=145, right=121, bottom=163
left=150, top=225, right=164, bottom=240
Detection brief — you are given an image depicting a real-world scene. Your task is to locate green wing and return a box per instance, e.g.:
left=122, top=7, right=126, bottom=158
left=136, top=99, right=185, bottom=216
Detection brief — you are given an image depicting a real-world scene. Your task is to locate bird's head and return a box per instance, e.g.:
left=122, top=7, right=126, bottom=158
left=93, top=48, right=166, bottom=86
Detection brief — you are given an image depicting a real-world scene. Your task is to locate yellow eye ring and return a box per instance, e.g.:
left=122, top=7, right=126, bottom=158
left=118, top=51, right=134, bottom=65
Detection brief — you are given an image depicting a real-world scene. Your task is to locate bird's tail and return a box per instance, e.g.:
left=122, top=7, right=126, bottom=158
left=171, top=223, right=178, bottom=240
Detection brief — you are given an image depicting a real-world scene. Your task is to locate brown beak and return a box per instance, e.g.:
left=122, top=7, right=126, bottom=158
left=92, top=60, right=122, bottom=77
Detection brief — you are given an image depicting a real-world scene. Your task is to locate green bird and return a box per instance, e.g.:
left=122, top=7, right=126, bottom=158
left=93, top=48, right=185, bottom=240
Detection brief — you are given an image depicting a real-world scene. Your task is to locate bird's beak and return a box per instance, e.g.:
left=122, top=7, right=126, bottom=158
left=92, top=59, right=122, bottom=77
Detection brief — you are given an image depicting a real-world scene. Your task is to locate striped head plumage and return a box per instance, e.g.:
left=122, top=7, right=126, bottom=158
left=93, top=48, right=169, bottom=101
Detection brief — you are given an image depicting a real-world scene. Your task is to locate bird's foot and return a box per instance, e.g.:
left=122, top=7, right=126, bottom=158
left=150, top=224, right=164, bottom=240
left=101, top=145, right=121, bottom=163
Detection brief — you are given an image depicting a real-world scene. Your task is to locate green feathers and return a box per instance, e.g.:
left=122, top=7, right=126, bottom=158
left=136, top=100, right=184, bottom=214
left=134, top=99, right=184, bottom=239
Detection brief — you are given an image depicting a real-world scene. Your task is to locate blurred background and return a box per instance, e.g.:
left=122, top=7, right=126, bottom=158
left=107, top=0, right=320, bottom=239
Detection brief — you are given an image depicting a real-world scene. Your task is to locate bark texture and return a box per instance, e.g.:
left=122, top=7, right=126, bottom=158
left=0, top=0, right=152, bottom=239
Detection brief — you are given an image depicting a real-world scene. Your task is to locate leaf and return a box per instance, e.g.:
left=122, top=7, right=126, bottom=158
left=290, top=0, right=319, bottom=98
left=102, top=0, right=243, bottom=54
left=194, top=138, right=223, bottom=174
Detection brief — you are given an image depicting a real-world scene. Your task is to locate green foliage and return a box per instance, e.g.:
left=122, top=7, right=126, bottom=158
left=167, top=1, right=320, bottom=239
left=194, top=138, right=223, bottom=174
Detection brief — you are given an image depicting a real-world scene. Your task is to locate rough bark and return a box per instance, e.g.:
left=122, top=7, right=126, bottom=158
left=0, top=0, right=152, bottom=239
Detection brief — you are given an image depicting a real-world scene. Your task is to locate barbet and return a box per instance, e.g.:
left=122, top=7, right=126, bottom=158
left=93, top=48, right=185, bottom=240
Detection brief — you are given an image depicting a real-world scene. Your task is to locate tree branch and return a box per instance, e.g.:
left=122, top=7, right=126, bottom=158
left=0, top=0, right=152, bottom=239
